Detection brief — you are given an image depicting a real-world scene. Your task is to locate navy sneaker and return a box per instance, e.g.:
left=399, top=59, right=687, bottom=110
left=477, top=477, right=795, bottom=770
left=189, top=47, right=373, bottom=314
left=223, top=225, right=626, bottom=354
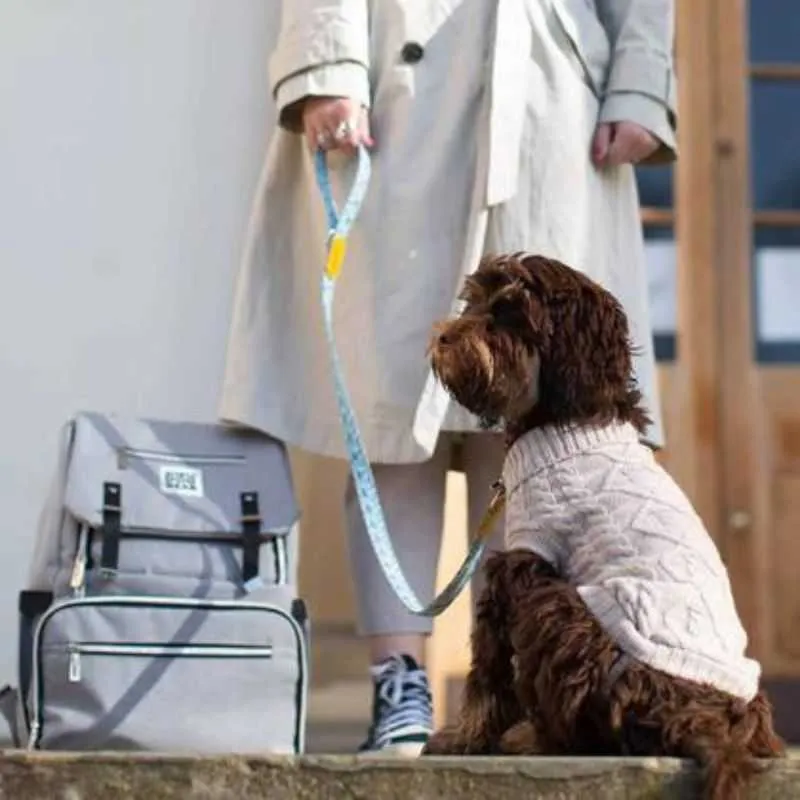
left=359, top=654, right=433, bottom=756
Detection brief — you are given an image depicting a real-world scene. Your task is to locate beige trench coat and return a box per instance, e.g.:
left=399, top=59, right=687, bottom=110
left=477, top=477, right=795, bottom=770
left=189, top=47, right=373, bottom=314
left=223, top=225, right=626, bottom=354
left=219, top=0, right=677, bottom=464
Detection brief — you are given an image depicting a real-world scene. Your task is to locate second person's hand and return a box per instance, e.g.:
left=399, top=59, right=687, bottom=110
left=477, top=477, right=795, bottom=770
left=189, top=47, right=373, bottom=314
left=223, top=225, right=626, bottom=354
left=591, top=121, right=659, bottom=167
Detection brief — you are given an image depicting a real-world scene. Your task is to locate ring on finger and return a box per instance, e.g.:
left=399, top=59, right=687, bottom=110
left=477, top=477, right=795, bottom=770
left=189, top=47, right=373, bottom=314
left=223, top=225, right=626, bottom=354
left=333, top=119, right=355, bottom=141
left=316, top=130, right=332, bottom=149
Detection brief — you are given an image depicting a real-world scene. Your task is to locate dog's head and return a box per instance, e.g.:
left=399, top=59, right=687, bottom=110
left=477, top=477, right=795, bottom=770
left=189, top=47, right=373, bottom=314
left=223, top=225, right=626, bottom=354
left=428, top=253, right=650, bottom=440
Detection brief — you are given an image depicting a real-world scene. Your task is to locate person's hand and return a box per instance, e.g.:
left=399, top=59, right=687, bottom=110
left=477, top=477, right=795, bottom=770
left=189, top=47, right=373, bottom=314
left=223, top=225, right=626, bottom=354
left=301, top=97, right=373, bottom=154
left=591, top=121, right=659, bottom=168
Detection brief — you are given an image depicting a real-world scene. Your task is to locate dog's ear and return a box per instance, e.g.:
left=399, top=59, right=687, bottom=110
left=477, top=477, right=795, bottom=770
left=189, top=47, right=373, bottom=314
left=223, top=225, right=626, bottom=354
left=501, top=348, right=542, bottom=421
left=484, top=274, right=552, bottom=350
left=482, top=273, right=548, bottom=424
left=535, top=281, right=644, bottom=427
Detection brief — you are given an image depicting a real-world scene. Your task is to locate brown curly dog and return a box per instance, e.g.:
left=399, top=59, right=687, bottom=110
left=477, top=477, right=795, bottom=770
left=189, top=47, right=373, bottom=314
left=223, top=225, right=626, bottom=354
left=424, top=253, right=784, bottom=799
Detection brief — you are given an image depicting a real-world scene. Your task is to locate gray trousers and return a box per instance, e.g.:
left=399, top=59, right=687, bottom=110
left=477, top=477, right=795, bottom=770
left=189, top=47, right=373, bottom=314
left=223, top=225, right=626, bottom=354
left=345, top=433, right=505, bottom=637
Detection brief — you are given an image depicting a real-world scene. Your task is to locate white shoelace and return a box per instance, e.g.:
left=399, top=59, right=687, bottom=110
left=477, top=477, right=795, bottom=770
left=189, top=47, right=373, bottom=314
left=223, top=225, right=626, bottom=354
left=370, top=658, right=433, bottom=747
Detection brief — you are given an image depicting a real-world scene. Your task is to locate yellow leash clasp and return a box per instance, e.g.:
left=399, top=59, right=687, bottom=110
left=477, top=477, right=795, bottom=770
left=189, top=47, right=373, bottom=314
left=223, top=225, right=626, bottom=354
left=475, top=480, right=507, bottom=541
left=325, top=234, right=348, bottom=280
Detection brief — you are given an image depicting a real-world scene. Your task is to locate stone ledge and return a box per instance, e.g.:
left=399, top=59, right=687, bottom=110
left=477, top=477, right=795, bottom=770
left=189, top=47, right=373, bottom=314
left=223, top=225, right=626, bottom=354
left=0, top=752, right=797, bottom=799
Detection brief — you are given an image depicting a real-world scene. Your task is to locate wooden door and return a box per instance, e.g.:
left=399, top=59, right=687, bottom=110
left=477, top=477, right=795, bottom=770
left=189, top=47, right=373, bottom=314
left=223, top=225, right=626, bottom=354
left=643, top=0, right=800, bottom=744
left=716, top=0, right=800, bottom=742
left=666, top=0, right=800, bottom=743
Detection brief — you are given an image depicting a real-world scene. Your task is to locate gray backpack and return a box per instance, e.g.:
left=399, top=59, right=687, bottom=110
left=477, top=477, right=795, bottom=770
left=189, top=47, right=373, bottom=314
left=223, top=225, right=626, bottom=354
left=17, top=411, right=308, bottom=754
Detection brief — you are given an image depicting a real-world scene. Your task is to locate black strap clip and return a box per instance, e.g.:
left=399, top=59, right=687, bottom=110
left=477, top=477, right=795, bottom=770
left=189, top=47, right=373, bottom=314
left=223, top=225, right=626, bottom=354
left=240, top=492, right=262, bottom=592
left=99, top=482, right=122, bottom=578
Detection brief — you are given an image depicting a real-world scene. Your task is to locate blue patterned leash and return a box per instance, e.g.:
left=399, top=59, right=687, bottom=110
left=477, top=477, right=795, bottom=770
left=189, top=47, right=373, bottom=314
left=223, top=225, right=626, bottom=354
left=314, top=145, right=505, bottom=617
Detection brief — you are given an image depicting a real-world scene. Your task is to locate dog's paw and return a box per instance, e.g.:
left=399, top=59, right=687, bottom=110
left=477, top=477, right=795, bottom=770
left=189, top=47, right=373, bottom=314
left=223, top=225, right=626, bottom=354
left=498, top=720, right=543, bottom=755
left=422, top=727, right=467, bottom=756
left=423, top=727, right=488, bottom=756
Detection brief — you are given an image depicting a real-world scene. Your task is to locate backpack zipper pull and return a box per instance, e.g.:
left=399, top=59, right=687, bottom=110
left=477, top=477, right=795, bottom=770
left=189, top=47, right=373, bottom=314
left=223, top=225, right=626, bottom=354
left=68, top=648, right=82, bottom=683
left=69, top=557, right=85, bottom=595
left=70, top=527, right=88, bottom=597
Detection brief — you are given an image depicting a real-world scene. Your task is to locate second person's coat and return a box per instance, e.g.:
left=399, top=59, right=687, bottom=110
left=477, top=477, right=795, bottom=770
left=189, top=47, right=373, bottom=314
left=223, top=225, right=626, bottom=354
left=219, top=0, right=678, bottom=463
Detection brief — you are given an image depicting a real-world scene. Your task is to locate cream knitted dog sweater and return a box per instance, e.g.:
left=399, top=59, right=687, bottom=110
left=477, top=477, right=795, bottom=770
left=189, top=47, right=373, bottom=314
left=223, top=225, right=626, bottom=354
left=502, top=422, right=760, bottom=700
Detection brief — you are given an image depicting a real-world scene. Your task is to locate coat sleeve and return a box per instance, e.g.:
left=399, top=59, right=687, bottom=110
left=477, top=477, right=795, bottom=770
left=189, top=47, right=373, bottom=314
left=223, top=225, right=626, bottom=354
left=595, top=0, right=678, bottom=163
left=268, top=0, right=370, bottom=132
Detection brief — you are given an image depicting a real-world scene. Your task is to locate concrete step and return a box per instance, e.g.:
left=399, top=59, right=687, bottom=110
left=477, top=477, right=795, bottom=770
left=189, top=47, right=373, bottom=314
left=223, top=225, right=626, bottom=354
left=0, top=752, right=796, bottom=799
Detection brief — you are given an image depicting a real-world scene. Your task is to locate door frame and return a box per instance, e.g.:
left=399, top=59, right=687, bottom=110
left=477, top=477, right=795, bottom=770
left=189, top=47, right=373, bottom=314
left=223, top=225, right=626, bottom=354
left=673, top=0, right=765, bottom=642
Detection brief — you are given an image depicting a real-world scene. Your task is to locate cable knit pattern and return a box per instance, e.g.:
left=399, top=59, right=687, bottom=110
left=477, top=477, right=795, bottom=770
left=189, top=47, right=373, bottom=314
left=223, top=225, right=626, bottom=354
left=502, top=422, right=761, bottom=700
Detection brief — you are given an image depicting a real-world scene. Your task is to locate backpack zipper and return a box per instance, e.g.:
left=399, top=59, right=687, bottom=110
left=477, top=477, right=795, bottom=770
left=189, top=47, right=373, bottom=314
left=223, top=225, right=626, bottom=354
left=116, top=448, right=246, bottom=469
left=66, top=641, right=275, bottom=684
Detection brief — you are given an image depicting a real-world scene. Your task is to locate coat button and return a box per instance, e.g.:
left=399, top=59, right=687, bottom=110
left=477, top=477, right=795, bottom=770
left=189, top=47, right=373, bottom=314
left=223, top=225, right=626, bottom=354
left=400, top=42, right=424, bottom=64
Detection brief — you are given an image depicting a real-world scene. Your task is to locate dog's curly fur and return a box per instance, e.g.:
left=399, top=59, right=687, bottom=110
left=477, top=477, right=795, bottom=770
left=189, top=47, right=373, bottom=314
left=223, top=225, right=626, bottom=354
left=424, top=253, right=784, bottom=799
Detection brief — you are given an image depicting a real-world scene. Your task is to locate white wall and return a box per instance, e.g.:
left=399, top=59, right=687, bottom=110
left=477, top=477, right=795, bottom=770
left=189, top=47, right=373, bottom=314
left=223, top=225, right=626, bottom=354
left=0, top=1, right=278, bottom=682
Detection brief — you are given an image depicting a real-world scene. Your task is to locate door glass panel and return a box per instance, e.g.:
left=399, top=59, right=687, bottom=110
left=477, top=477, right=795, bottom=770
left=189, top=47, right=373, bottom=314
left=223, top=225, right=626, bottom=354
left=749, top=0, right=800, bottom=63
left=754, top=234, right=800, bottom=363
left=637, top=164, right=674, bottom=209
left=637, top=165, right=676, bottom=361
left=644, top=227, right=677, bottom=362
left=749, top=0, right=799, bottom=363
left=750, top=82, right=800, bottom=210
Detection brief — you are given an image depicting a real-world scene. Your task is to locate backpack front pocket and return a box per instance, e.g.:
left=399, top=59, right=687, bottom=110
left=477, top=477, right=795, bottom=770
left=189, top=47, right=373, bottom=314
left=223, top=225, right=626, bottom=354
left=29, top=596, right=307, bottom=754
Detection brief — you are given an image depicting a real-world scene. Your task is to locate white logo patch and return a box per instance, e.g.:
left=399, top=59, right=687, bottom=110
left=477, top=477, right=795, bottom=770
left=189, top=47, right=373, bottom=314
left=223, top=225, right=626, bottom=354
left=159, top=465, right=204, bottom=498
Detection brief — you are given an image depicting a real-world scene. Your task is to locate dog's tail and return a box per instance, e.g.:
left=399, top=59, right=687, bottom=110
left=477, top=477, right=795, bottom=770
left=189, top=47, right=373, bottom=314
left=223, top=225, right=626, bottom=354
left=700, top=742, right=760, bottom=800
left=691, top=692, right=784, bottom=800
